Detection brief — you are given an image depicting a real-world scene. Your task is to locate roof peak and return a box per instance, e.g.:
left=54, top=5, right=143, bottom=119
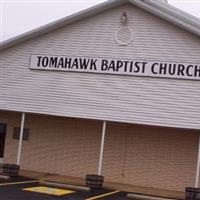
left=0, top=0, right=199, bottom=51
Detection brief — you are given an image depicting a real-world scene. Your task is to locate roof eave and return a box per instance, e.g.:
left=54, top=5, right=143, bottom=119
left=0, top=0, right=127, bottom=51
left=130, top=0, right=200, bottom=37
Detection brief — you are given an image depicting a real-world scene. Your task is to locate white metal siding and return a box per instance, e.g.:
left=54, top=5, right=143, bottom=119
left=1, top=4, right=200, bottom=129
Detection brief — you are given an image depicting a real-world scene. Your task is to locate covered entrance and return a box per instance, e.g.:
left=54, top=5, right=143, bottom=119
left=2, top=111, right=199, bottom=192
left=102, top=123, right=199, bottom=191
left=0, top=123, right=7, bottom=162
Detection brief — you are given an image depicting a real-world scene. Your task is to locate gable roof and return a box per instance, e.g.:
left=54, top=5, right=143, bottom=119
left=1, top=0, right=200, bottom=51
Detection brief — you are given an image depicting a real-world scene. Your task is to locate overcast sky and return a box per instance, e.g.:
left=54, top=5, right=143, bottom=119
left=1, top=0, right=200, bottom=42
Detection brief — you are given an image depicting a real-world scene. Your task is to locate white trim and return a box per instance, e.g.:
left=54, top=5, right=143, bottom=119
left=98, top=121, right=107, bottom=175
left=130, top=0, right=200, bottom=36
left=16, top=112, right=25, bottom=165
left=195, top=135, right=200, bottom=187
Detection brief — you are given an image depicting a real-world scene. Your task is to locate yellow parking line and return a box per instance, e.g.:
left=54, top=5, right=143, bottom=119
left=0, top=180, right=39, bottom=186
left=85, top=190, right=120, bottom=200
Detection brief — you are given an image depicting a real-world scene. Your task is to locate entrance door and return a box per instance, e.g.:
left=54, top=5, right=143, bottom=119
left=0, top=123, right=7, bottom=158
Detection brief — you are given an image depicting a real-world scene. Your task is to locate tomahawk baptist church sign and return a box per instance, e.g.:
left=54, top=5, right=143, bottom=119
left=30, top=55, right=200, bottom=80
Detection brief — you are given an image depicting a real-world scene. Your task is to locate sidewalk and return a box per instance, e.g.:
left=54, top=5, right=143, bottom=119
left=19, top=170, right=185, bottom=200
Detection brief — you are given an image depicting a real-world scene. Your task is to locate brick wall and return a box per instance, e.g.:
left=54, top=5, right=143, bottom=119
left=102, top=123, right=198, bottom=191
left=124, top=125, right=198, bottom=191
left=1, top=111, right=102, bottom=177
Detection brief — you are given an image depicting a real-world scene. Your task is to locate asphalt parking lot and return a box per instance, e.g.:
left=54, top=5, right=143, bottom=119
left=0, top=177, right=128, bottom=200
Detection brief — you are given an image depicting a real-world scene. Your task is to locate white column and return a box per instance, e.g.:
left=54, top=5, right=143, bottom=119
left=17, top=112, right=25, bottom=165
left=195, top=135, right=200, bottom=188
left=98, top=121, right=107, bottom=176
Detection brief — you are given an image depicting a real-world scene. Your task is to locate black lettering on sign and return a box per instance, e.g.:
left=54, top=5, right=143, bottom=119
left=37, top=56, right=43, bottom=67
left=116, top=60, right=123, bottom=72
left=123, top=61, right=129, bottom=73
left=90, top=59, right=97, bottom=70
left=49, top=57, right=58, bottom=68
left=57, top=58, right=64, bottom=68
left=134, top=62, right=140, bottom=73
left=186, top=65, right=193, bottom=77
left=177, top=64, right=185, bottom=76
left=129, top=61, right=133, bottom=73
left=151, top=63, right=159, bottom=74
left=195, top=65, right=200, bottom=77
left=159, top=63, right=167, bottom=75
left=168, top=64, right=176, bottom=75
left=42, top=57, right=49, bottom=67
left=64, top=58, right=72, bottom=68
left=79, top=59, right=90, bottom=70
left=141, top=62, right=147, bottom=73
left=101, top=60, right=108, bottom=71
left=71, top=58, right=79, bottom=69
left=31, top=56, right=200, bottom=80
left=108, top=60, right=115, bottom=71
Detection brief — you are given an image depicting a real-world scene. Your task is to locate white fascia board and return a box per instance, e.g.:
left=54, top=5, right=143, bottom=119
left=146, top=0, right=200, bottom=25
left=130, top=0, right=200, bottom=37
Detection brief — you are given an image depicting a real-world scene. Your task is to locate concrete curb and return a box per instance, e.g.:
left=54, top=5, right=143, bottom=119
left=127, top=193, right=179, bottom=200
left=0, top=174, right=10, bottom=180
left=40, top=180, right=91, bottom=192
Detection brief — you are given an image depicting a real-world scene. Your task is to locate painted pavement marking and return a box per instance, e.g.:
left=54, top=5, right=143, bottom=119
left=0, top=180, right=39, bottom=186
left=23, top=186, right=75, bottom=196
left=85, top=190, right=120, bottom=200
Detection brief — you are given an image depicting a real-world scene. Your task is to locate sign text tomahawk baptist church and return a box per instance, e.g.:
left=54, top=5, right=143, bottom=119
left=30, top=55, right=200, bottom=80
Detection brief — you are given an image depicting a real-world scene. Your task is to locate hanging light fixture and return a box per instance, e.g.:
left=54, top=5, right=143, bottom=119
left=121, top=11, right=128, bottom=25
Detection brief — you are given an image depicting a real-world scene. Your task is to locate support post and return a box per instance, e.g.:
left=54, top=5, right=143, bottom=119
left=195, top=135, right=200, bottom=188
left=98, top=121, right=107, bottom=176
left=17, top=112, right=25, bottom=165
